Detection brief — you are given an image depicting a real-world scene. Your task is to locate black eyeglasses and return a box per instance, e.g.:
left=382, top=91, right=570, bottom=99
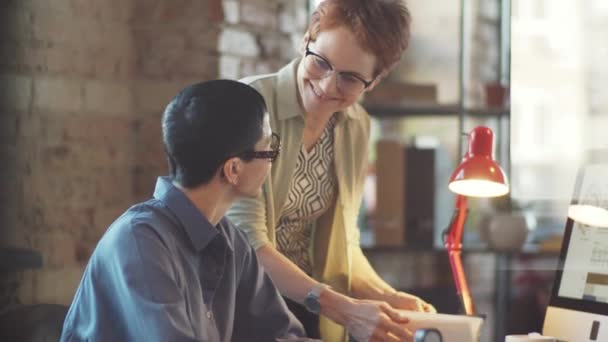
left=238, top=132, right=281, bottom=163
left=303, top=41, right=374, bottom=95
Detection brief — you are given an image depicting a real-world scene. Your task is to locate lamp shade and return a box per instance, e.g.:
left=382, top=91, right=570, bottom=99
left=568, top=204, right=608, bottom=227
left=449, top=126, right=509, bottom=198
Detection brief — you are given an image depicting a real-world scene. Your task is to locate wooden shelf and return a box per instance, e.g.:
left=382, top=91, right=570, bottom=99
left=361, top=244, right=559, bottom=256
left=364, top=103, right=509, bottom=119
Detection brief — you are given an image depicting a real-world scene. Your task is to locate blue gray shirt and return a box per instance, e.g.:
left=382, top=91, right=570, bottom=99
left=61, top=177, right=306, bottom=342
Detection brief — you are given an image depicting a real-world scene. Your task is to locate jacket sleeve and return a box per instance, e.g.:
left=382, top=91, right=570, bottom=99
left=227, top=192, right=271, bottom=250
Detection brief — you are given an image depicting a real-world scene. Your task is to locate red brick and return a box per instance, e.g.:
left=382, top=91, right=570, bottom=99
left=19, top=267, right=85, bottom=305
left=84, top=80, right=133, bottom=115
left=135, top=115, right=164, bottom=163
left=187, top=25, right=221, bottom=52
left=33, top=77, right=83, bottom=113
left=1, top=8, right=34, bottom=43
left=9, top=45, right=47, bottom=74
left=208, top=0, right=224, bottom=22
left=240, top=58, right=283, bottom=78
left=240, top=0, right=278, bottom=30
left=222, top=0, right=239, bottom=24
left=133, top=80, right=190, bottom=114
left=32, top=11, right=85, bottom=46
left=279, top=0, right=309, bottom=33
left=45, top=46, right=90, bottom=77
left=0, top=113, right=18, bottom=144
left=134, top=166, right=166, bottom=200
left=39, top=206, right=95, bottom=236
left=134, top=29, right=186, bottom=51
left=218, top=28, right=260, bottom=58
left=219, top=55, right=240, bottom=79
left=91, top=51, right=136, bottom=80
left=31, top=231, right=79, bottom=268
left=92, top=204, right=132, bottom=237
left=23, top=165, right=135, bottom=210
left=70, top=0, right=134, bottom=23
left=131, top=0, right=209, bottom=27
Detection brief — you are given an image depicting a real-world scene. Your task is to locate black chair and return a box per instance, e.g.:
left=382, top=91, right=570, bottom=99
left=0, top=304, right=69, bottom=342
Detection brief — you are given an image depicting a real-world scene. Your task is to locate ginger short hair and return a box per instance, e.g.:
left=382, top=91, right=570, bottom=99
left=307, top=0, right=412, bottom=76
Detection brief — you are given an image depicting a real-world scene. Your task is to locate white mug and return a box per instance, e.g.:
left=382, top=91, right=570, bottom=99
left=505, top=334, right=556, bottom=342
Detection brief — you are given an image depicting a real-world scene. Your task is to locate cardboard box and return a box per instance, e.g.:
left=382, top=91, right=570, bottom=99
left=375, top=140, right=407, bottom=246
left=374, top=141, right=453, bottom=248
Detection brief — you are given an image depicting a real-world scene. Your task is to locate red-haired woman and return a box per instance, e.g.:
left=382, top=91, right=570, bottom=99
left=229, top=1, right=435, bottom=340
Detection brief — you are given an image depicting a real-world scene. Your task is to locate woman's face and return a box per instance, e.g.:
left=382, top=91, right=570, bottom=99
left=297, top=26, right=377, bottom=116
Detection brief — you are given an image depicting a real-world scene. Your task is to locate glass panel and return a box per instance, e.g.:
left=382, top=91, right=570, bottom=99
left=511, top=0, right=608, bottom=241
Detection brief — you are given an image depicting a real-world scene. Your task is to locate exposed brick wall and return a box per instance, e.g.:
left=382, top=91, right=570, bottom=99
left=0, top=0, right=306, bottom=309
left=1, top=0, right=139, bottom=307
left=219, top=0, right=307, bottom=79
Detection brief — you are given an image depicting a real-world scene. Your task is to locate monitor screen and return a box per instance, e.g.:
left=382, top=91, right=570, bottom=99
left=544, top=154, right=608, bottom=341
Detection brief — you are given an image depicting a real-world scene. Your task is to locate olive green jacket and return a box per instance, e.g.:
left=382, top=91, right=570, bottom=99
left=227, top=59, right=371, bottom=342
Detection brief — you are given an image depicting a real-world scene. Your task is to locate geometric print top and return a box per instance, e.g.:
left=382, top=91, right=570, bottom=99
left=275, top=114, right=339, bottom=275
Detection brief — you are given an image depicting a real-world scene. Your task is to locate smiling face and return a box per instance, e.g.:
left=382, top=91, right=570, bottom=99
left=296, top=26, right=377, bottom=116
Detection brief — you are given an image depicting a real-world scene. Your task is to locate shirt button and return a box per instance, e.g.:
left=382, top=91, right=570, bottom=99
left=206, top=311, right=213, bottom=320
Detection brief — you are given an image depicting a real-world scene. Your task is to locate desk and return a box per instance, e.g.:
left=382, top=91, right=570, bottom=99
left=362, top=246, right=559, bottom=342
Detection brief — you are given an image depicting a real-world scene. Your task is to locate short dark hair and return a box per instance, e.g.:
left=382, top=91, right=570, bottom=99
left=162, top=80, right=267, bottom=188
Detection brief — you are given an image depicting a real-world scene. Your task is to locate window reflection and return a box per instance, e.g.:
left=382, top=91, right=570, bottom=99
left=511, top=0, right=608, bottom=231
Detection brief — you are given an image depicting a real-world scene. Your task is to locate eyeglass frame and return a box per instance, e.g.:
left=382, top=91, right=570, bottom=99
left=237, top=132, right=281, bottom=163
left=303, top=41, right=375, bottom=91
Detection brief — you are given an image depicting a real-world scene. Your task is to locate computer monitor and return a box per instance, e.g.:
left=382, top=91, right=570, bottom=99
left=543, top=152, right=608, bottom=341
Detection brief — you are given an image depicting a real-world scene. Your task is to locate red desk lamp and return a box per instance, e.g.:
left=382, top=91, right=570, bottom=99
left=445, top=126, right=509, bottom=315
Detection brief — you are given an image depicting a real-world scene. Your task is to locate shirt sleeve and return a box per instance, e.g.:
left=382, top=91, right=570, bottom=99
left=102, top=223, right=202, bottom=342
left=231, top=242, right=307, bottom=340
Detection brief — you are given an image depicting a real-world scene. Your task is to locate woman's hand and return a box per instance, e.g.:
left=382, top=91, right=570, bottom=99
left=383, top=291, right=436, bottom=313
left=320, top=288, right=413, bottom=341
left=345, top=299, right=413, bottom=342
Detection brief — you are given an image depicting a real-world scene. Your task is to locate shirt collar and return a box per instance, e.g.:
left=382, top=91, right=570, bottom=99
left=153, top=176, right=233, bottom=253
left=276, top=58, right=361, bottom=122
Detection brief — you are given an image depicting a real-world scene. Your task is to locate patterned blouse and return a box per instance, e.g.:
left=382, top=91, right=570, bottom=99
left=275, top=114, right=339, bottom=275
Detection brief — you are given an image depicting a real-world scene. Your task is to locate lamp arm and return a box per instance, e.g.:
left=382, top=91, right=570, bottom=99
left=443, top=194, right=475, bottom=315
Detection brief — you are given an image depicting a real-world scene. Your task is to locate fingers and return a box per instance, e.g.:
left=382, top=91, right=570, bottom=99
left=401, top=295, right=435, bottom=313
left=378, top=316, right=412, bottom=341
left=389, top=292, right=423, bottom=311
left=378, top=302, right=409, bottom=324
left=423, top=302, right=437, bottom=313
left=373, top=305, right=412, bottom=341
left=370, top=320, right=413, bottom=342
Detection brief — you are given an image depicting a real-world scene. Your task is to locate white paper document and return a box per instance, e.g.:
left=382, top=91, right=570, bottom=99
left=399, top=310, right=484, bottom=342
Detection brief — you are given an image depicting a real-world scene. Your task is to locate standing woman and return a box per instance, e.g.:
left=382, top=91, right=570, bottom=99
left=228, top=1, right=435, bottom=341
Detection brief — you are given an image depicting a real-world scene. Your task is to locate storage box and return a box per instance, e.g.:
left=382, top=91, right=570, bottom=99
left=375, top=140, right=453, bottom=248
